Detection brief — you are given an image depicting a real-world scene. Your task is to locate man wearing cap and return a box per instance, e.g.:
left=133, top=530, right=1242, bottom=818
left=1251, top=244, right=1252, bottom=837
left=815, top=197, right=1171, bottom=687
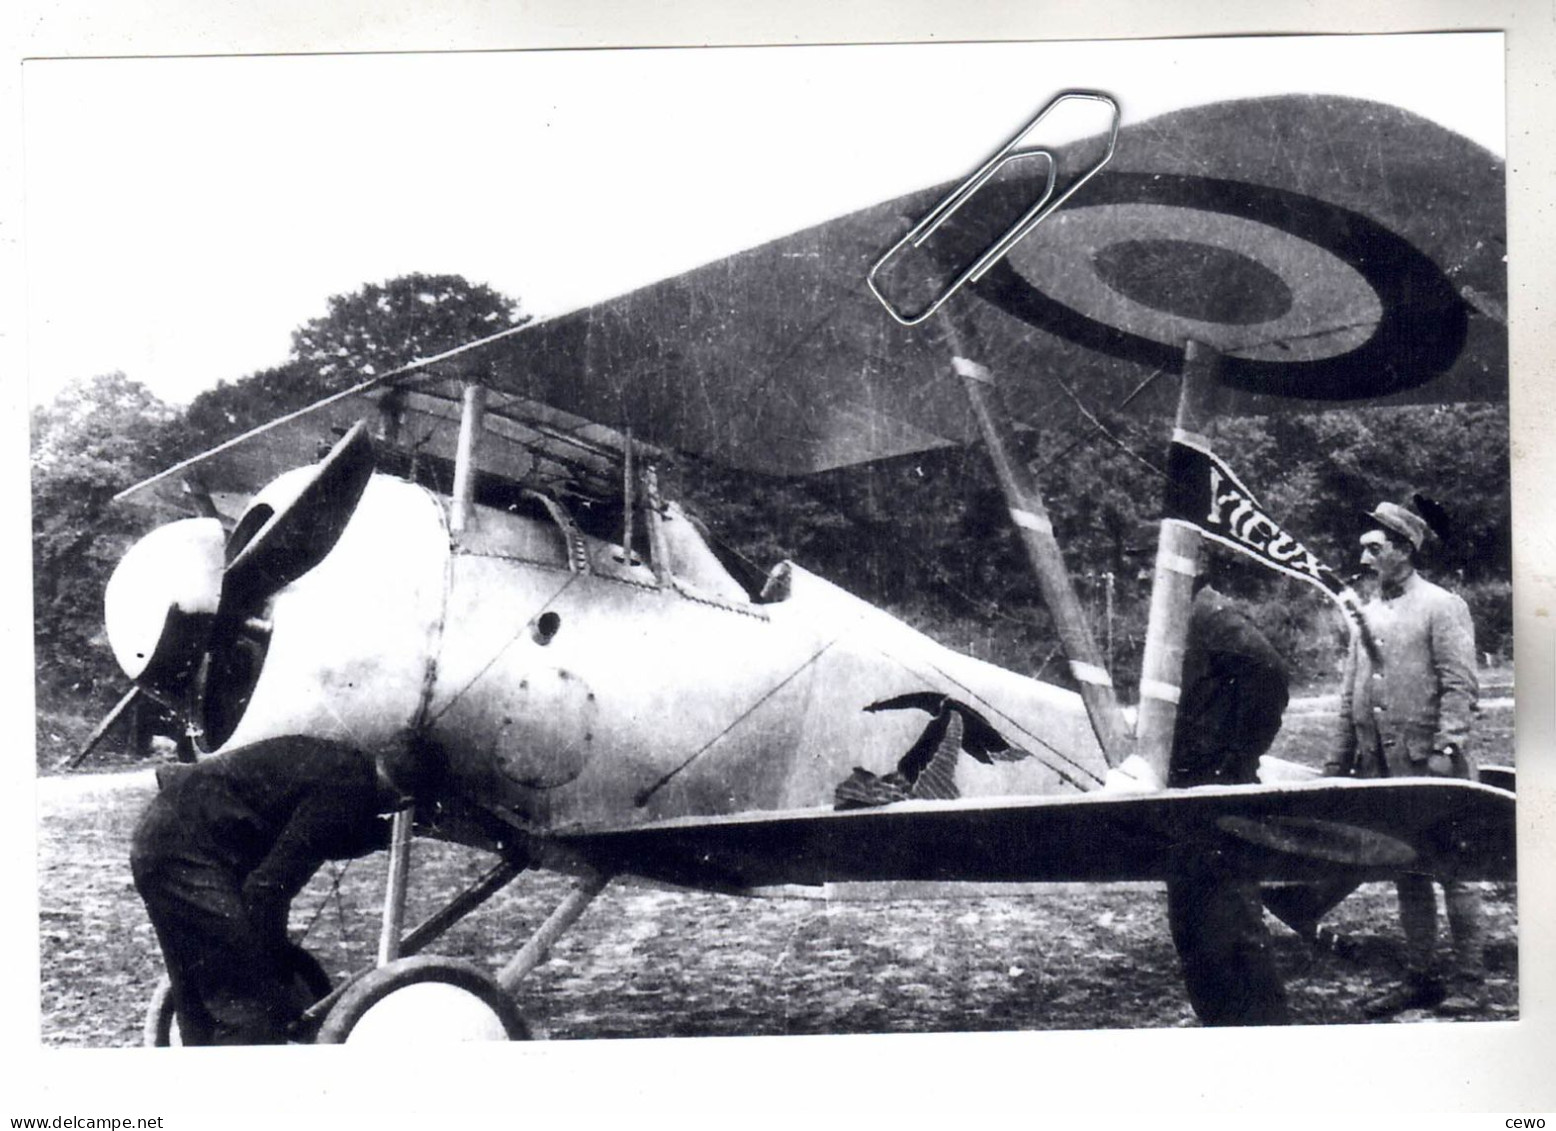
left=130, top=736, right=433, bottom=1044
left=1327, top=501, right=1482, bottom=1018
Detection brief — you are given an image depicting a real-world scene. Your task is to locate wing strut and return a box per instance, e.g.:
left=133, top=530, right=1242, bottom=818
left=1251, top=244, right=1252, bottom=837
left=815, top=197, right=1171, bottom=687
left=450, top=383, right=488, bottom=536
left=937, top=315, right=1226, bottom=785
left=939, top=313, right=1134, bottom=768
left=1132, top=341, right=1223, bottom=787
left=376, top=805, right=416, bottom=965
left=497, top=868, right=612, bottom=992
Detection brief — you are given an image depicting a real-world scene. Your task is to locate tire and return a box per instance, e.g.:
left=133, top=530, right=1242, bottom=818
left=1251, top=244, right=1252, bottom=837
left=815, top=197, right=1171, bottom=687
left=314, top=956, right=529, bottom=1044
left=142, top=976, right=182, bottom=1048
left=142, top=944, right=333, bottom=1047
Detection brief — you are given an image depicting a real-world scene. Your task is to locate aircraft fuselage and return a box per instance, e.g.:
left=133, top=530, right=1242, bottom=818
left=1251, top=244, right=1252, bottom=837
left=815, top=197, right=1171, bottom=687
left=201, top=471, right=1106, bottom=843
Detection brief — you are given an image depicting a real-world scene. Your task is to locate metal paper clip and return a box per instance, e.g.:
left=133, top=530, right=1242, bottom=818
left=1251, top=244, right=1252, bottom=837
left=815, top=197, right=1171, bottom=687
left=868, top=90, right=1121, bottom=327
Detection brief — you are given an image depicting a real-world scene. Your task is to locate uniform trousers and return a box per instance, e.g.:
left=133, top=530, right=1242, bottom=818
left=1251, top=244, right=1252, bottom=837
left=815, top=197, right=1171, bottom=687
left=131, top=852, right=305, bottom=1045
left=1398, top=873, right=1485, bottom=979
left=1166, top=854, right=1289, bottom=1026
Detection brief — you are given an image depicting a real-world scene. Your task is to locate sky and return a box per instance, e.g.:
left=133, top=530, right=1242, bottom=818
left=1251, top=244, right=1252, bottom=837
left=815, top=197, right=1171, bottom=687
left=22, top=32, right=1505, bottom=408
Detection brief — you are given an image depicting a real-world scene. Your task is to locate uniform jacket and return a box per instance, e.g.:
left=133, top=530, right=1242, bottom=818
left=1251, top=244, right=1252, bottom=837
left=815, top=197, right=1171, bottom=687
left=1169, top=587, right=1290, bottom=788
left=132, top=737, right=392, bottom=940
left=1330, top=571, right=1477, bottom=778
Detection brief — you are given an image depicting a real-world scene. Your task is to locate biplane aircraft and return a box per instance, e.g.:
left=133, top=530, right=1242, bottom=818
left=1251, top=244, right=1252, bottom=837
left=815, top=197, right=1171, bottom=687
left=87, top=91, right=1514, bottom=1041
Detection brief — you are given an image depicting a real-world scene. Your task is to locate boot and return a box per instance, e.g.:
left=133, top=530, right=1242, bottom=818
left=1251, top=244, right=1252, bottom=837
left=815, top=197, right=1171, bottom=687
left=1361, top=970, right=1445, bottom=1019
left=1434, top=974, right=1484, bottom=1017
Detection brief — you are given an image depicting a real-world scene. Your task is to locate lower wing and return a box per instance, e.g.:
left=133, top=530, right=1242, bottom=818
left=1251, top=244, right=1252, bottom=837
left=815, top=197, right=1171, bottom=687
left=549, top=778, right=1514, bottom=891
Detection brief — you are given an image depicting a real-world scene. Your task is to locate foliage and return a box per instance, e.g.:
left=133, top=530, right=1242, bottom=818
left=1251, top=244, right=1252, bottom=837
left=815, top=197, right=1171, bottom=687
left=167, top=273, right=528, bottom=459
left=1461, top=579, right=1514, bottom=661
left=290, top=273, right=526, bottom=389
left=166, top=360, right=319, bottom=457
left=1235, top=404, right=1512, bottom=580
left=673, top=401, right=1511, bottom=691
left=31, top=373, right=181, bottom=710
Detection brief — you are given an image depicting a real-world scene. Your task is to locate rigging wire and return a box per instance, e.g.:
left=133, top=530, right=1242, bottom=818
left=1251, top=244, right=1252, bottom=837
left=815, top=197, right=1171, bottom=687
left=298, top=858, right=354, bottom=946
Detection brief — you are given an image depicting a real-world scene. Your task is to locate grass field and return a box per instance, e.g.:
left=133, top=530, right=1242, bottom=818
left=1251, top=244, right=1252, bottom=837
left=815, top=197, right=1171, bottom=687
left=35, top=672, right=1517, bottom=1047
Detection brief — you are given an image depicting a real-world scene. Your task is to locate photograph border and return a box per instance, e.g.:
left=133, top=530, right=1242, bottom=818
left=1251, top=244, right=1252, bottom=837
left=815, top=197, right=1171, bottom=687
left=5, top=2, right=1552, bottom=1121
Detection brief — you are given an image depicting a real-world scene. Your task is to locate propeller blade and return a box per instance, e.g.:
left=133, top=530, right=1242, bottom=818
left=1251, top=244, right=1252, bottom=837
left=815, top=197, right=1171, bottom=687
left=220, top=421, right=376, bottom=616
left=57, top=686, right=143, bottom=771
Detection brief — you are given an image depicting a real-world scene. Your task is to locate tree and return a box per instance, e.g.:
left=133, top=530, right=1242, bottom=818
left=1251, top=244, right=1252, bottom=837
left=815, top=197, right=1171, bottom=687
left=1224, top=404, right=1511, bottom=583
left=164, top=360, right=316, bottom=459
left=168, top=274, right=530, bottom=460
left=289, top=273, right=527, bottom=390
left=32, top=373, right=181, bottom=707
left=673, top=397, right=1512, bottom=686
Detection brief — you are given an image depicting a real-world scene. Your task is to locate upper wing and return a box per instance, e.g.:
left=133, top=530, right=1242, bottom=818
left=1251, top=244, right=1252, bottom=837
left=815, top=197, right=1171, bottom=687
left=121, top=92, right=1505, bottom=498
left=431, top=93, right=1504, bottom=476
left=549, top=778, right=1515, bottom=889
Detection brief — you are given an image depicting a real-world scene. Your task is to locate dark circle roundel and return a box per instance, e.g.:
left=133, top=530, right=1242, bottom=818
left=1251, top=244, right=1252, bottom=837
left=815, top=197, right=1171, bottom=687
left=1090, top=238, right=1294, bottom=325
left=961, top=172, right=1469, bottom=401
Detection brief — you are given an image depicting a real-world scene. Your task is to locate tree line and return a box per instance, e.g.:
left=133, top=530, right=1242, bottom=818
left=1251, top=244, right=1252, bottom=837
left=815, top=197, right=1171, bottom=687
left=32, top=273, right=1512, bottom=728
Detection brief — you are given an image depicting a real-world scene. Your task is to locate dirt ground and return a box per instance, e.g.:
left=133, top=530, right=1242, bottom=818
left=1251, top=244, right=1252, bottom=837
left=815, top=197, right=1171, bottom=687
left=36, top=691, right=1518, bottom=1047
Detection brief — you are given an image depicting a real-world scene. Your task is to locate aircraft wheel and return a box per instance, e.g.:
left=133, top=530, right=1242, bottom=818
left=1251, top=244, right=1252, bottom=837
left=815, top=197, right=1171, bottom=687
left=142, top=945, right=333, bottom=1047
left=314, top=956, right=529, bottom=1044
left=142, top=976, right=182, bottom=1048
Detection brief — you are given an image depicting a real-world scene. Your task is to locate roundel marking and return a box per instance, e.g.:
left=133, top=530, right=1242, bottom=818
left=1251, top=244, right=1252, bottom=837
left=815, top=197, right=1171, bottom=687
left=964, top=172, right=1469, bottom=401
left=1020, top=205, right=1382, bottom=362
left=1091, top=238, right=1296, bottom=326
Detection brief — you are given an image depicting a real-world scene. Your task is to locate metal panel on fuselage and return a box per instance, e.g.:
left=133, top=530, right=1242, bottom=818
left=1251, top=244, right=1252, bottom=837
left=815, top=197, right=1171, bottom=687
left=428, top=508, right=821, bottom=829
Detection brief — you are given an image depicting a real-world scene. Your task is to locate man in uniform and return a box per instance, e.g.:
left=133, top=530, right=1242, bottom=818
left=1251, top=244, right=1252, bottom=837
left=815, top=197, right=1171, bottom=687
left=1165, top=575, right=1292, bottom=1026
left=1326, top=501, right=1482, bottom=1018
left=130, top=736, right=435, bottom=1044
